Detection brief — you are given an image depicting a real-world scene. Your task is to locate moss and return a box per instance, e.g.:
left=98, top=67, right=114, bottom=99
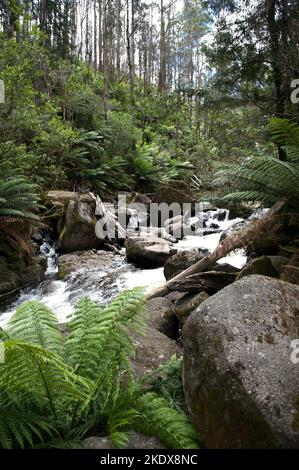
left=237, top=256, right=279, bottom=281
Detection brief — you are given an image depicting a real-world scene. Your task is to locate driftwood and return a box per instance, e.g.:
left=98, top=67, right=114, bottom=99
left=147, top=200, right=285, bottom=299
left=169, top=271, right=237, bottom=295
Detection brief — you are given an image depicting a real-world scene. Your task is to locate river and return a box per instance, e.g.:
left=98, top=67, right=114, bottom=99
left=0, top=208, right=248, bottom=327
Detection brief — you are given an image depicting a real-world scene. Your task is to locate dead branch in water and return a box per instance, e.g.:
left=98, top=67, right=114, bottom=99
left=147, top=200, right=285, bottom=299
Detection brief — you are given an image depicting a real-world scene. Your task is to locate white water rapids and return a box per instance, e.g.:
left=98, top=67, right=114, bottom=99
left=0, top=208, right=248, bottom=327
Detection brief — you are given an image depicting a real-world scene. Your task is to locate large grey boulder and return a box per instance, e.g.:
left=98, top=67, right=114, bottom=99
left=59, top=199, right=102, bottom=254
left=125, top=236, right=177, bottom=267
left=183, top=275, right=299, bottom=449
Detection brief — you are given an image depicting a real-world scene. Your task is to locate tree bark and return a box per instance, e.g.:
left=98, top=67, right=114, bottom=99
left=266, top=0, right=286, bottom=160
left=158, top=0, right=167, bottom=93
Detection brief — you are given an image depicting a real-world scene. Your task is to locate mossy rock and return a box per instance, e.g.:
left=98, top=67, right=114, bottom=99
left=164, top=251, right=205, bottom=281
left=237, top=256, right=280, bottom=281
left=59, top=199, right=102, bottom=254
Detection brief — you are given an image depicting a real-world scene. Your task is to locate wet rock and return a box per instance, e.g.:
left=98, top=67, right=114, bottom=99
left=213, top=210, right=227, bottom=222
left=125, top=237, right=177, bottom=268
left=0, top=257, right=20, bottom=297
left=58, top=250, right=122, bottom=278
left=170, top=270, right=237, bottom=295
left=59, top=199, right=102, bottom=254
left=237, top=256, right=280, bottom=281
left=147, top=297, right=179, bottom=339
left=164, top=251, right=205, bottom=281
left=83, top=432, right=166, bottom=450
left=130, top=326, right=181, bottom=379
left=183, top=275, right=299, bottom=449
left=280, top=253, right=299, bottom=285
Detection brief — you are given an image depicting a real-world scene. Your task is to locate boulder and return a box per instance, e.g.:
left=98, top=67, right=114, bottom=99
left=170, top=270, right=237, bottom=295
left=213, top=263, right=240, bottom=274
left=147, top=297, right=179, bottom=339
left=172, top=291, right=209, bottom=325
left=164, top=251, right=205, bottom=281
left=152, top=183, right=196, bottom=206
left=58, top=250, right=122, bottom=278
left=131, top=192, right=152, bottom=212
left=59, top=199, right=102, bottom=254
left=83, top=432, right=166, bottom=449
left=0, top=253, right=46, bottom=305
left=237, top=256, right=280, bottom=281
left=125, top=236, right=177, bottom=267
left=130, top=326, right=182, bottom=379
left=46, top=190, right=95, bottom=207
left=183, top=275, right=299, bottom=449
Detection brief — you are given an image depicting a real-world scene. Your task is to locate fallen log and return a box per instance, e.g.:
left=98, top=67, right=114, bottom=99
left=169, top=271, right=237, bottom=295
left=147, top=200, right=285, bottom=299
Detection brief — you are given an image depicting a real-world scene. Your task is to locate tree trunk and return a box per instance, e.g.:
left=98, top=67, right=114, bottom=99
left=158, top=0, right=167, bottom=93
left=266, top=0, right=286, bottom=160
left=126, top=0, right=135, bottom=117
left=103, top=0, right=109, bottom=121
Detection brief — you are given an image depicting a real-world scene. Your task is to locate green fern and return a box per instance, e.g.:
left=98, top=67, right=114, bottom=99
left=7, top=302, right=63, bottom=355
left=212, top=118, right=299, bottom=211
left=133, top=393, right=200, bottom=449
left=65, top=289, right=146, bottom=384
left=0, top=407, right=55, bottom=449
left=0, top=176, right=41, bottom=221
left=0, top=291, right=200, bottom=450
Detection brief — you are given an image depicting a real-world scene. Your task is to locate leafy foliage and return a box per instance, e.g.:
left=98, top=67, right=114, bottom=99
left=212, top=119, right=299, bottom=211
left=0, top=175, right=41, bottom=221
left=0, top=291, right=200, bottom=449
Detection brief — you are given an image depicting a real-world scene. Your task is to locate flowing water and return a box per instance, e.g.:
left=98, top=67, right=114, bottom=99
left=0, top=208, right=248, bottom=327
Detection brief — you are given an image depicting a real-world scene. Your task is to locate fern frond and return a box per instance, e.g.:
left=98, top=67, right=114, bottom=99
left=0, top=341, right=93, bottom=423
left=7, top=302, right=63, bottom=355
left=133, top=393, right=200, bottom=449
left=65, top=290, right=146, bottom=387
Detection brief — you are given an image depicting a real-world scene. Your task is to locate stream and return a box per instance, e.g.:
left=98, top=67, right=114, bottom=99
left=0, top=208, right=249, bottom=327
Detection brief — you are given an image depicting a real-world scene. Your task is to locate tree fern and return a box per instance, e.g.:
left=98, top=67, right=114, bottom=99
left=0, top=176, right=41, bottom=221
left=212, top=118, right=299, bottom=211
left=0, top=407, right=55, bottom=449
left=7, top=302, right=63, bottom=355
left=0, top=292, right=200, bottom=450
left=0, top=341, right=92, bottom=423
left=65, top=289, right=146, bottom=383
